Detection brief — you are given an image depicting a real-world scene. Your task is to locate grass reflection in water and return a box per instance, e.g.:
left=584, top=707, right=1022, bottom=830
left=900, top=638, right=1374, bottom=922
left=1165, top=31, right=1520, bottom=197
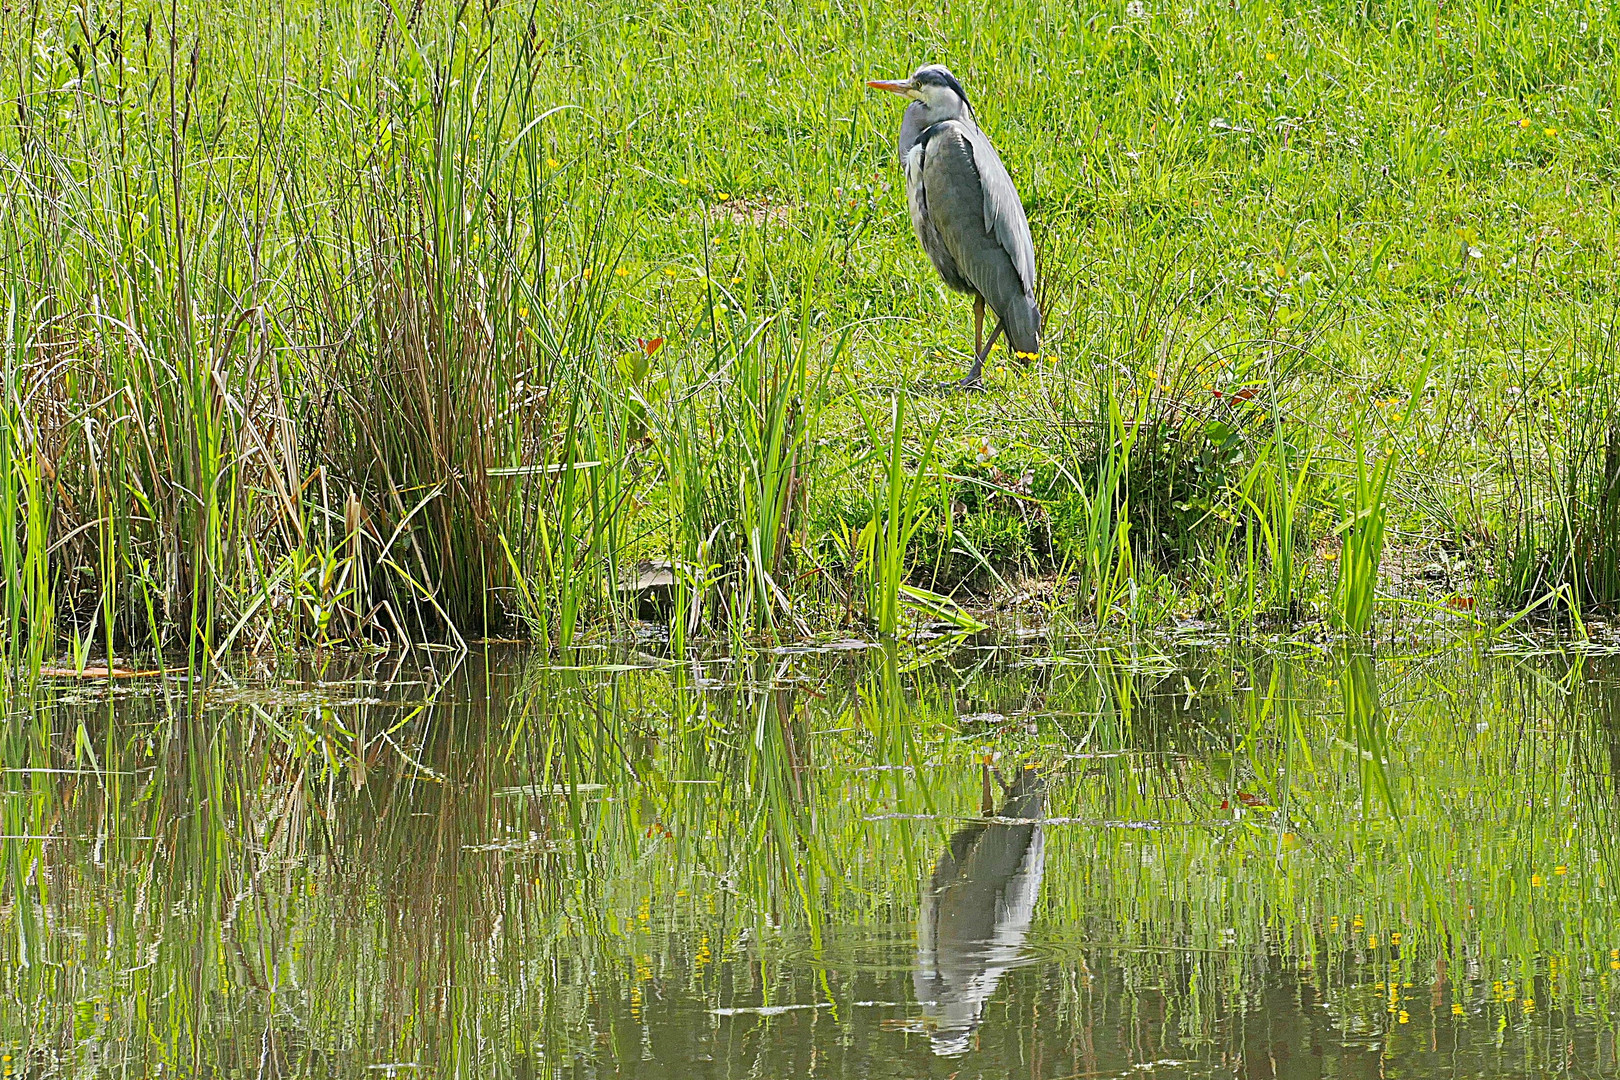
left=2, top=642, right=1619, bottom=1078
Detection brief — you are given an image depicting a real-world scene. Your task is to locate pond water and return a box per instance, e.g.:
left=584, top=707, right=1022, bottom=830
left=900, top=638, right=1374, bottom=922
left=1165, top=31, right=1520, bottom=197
left=4, top=640, right=1620, bottom=1078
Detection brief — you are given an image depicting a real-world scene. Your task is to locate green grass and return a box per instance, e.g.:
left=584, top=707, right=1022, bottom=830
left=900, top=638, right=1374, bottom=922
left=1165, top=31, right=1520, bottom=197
left=7, top=0, right=1620, bottom=650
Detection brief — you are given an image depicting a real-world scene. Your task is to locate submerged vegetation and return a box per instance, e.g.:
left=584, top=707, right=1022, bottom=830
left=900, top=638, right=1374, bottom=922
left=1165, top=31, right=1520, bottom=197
left=6, top=0, right=1620, bottom=662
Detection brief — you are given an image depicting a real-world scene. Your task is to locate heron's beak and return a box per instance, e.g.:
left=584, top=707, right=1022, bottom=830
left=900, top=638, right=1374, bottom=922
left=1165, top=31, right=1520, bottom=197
left=866, top=78, right=915, bottom=97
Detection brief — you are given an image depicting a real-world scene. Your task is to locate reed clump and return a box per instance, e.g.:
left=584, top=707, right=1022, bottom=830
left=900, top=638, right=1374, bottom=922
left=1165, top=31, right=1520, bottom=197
left=1499, top=362, right=1620, bottom=619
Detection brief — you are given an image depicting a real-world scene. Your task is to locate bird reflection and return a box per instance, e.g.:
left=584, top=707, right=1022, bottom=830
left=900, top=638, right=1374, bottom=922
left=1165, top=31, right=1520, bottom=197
left=914, top=764, right=1046, bottom=1057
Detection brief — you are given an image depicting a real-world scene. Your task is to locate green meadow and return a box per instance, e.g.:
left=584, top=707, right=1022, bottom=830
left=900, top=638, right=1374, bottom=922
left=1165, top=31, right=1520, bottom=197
left=4, top=0, right=1620, bottom=654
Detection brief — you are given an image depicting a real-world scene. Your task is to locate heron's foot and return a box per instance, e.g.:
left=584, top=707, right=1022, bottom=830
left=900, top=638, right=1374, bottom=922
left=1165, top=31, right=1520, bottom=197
left=961, top=320, right=1001, bottom=389
left=959, top=357, right=986, bottom=389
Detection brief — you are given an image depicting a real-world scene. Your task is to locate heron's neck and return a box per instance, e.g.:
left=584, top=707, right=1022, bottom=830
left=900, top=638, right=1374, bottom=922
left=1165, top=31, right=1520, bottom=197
left=898, top=100, right=973, bottom=159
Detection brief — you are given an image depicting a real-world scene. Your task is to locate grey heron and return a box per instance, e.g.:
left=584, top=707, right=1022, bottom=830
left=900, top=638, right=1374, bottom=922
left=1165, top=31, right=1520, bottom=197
left=868, top=65, right=1041, bottom=386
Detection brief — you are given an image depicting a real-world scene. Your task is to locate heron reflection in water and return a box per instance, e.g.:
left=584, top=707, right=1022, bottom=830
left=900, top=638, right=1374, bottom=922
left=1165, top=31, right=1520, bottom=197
left=914, top=763, right=1046, bottom=1057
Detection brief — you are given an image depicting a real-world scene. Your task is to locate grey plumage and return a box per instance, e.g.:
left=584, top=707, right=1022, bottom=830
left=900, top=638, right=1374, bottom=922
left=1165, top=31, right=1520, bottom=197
left=870, top=65, right=1040, bottom=385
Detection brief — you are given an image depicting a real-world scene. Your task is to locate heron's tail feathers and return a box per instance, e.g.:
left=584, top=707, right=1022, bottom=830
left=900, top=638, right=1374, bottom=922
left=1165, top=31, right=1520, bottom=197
left=1001, top=293, right=1041, bottom=357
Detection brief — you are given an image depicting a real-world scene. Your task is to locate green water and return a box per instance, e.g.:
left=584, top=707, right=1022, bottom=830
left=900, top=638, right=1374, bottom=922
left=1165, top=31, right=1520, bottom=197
left=5, top=640, right=1620, bottom=1077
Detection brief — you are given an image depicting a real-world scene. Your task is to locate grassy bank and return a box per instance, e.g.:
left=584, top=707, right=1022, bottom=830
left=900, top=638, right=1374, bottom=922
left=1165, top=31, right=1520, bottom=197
left=5, top=0, right=1620, bottom=659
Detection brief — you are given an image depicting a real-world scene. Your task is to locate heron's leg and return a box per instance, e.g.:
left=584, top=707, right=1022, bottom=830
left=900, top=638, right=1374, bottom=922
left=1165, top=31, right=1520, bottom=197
left=961, top=320, right=1004, bottom=387
left=974, top=295, right=985, bottom=358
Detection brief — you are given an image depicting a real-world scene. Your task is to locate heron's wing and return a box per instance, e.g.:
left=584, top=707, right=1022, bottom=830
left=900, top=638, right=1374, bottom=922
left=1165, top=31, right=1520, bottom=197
left=961, top=125, right=1037, bottom=296
left=919, top=122, right=1041, bottom=352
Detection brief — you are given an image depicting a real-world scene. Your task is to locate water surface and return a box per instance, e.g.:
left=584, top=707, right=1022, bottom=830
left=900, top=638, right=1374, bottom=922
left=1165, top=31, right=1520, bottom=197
left=5, top=641, right=1620, bottom=1077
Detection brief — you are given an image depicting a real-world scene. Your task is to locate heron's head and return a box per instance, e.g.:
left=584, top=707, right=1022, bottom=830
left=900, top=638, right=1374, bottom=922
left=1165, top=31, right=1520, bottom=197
left=867, top=64, right=972, bottom=123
